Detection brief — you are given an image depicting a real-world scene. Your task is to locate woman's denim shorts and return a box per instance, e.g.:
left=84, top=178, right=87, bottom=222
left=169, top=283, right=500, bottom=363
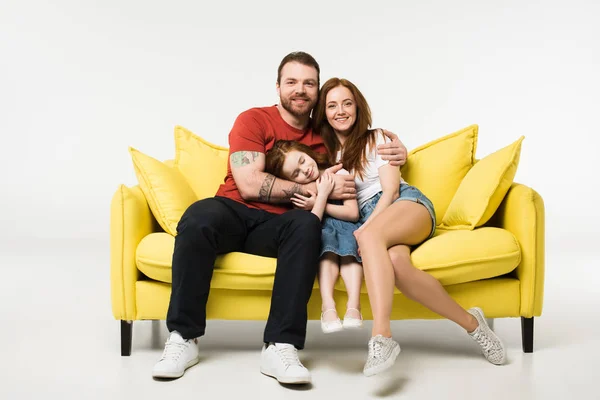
left=359, top=183, right=436, bottom=241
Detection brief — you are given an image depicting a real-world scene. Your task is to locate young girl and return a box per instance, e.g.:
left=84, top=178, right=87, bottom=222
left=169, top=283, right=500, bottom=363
left=265, top=140, right=365, bottom=334
left=312, top=77, right=506, bottom=376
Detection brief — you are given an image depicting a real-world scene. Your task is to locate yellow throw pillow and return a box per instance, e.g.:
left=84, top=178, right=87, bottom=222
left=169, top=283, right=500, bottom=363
left=439, top=136, right=524, bottom=230
left=401, top=125, right=478, bottom=223
left=174, top=126, right=229, bottom=200
left=129, top=147, right=198, bottom=236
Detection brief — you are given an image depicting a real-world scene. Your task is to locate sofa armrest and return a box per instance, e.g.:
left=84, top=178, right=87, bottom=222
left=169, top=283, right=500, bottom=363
left=490, top=183, right=545, bottom=317
left=110, top=184, right=157, bottom=320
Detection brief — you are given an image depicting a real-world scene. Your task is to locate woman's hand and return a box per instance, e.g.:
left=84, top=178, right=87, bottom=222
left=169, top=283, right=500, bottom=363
left=291, top=190, right=317, bottom=211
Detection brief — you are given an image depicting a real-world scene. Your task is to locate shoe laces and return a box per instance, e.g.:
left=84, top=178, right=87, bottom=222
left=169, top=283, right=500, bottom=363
left=160, top=339, right=188, bottom=361
left=277, top=345, right=304, bottom=369
left=369, top=338, right=383, bottom=360
left=472, top=329, right=494, bottom=353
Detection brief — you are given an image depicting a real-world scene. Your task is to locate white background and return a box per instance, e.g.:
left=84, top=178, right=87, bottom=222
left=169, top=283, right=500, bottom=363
left=1, top=1, right=599, bottom=398
left=1, top=0, right=599, bottom=253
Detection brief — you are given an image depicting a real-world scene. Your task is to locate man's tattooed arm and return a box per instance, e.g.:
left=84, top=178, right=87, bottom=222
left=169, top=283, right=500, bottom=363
left=231, top=151, right=261, bottom=167
left=282, top=183, right=303, bottom=201
left=229, top=150, right=315, bottom=204
left=257, top=174, right=306, bottom=203
left=258, top=174, right=276, bottom=202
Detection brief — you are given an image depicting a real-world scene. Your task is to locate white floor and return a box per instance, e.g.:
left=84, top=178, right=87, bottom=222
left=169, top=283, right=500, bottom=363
left=1, top=238, right=598, bottom=399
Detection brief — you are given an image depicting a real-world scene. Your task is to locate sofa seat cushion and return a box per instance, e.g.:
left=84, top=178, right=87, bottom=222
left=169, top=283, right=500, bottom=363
left=334, top=227, right=520, bottom=293
left=136, top=227, right=520, bottom=292
left=413, top=227, right=521, bottom=283
left=136, top=233, right=278, bottom=290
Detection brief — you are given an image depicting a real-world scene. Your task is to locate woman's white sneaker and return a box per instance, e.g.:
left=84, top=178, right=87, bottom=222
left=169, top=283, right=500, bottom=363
left=152, top=331, right=200, bottom=379
left=260, top=343, right=311, bottom=384
left=467, top=307, right=507, bottom=365
left=363, top=335, right=401, bottom=377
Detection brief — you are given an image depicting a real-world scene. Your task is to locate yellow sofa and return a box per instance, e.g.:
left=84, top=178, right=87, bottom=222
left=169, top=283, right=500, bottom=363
left=110, top=125, right=544, bottom=356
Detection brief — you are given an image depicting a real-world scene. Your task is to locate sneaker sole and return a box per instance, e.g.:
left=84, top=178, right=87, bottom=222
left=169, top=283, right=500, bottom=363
left=152, top=356, right=200, bottom=379
left=260, top=367, right=311, bottom=384
left=363, top=345, right=401, bottom=377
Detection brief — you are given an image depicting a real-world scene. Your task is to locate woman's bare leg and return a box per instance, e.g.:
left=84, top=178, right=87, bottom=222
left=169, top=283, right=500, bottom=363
left=357, top=201, right=434, bottom=337
left=387, top=246, right=506, bottom=365
left=387, top=245, right=477, bottom=332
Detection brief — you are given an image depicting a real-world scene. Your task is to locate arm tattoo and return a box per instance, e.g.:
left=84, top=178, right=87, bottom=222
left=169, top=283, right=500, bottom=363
left=259, top=174, right=276, bottom=202
left=231, top=151, right=261, bottom=167
left=282, top=183, right=303, bottom=201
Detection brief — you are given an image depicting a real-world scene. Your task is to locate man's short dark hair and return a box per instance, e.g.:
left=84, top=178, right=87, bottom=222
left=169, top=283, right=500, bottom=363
left=277, top=52, right=320, bottom=86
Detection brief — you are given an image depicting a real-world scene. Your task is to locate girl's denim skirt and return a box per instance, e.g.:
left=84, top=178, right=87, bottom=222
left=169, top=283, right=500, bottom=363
left=319, top=183, right=436, bottom=263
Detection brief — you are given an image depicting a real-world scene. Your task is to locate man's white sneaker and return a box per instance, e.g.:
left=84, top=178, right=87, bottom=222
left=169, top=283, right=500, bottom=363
left=152, top=331, right=200, bottom=379
left=260, top=343, right=311, bottom=384
left=467, top=307, right=507, bottom=365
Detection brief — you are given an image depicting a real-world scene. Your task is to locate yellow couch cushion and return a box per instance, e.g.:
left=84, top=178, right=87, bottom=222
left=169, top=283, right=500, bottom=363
left=136, top=227, right=520, bottom=292
left=174, top=126, right=229, bottom=200
left=401, top=125, right=478, bottom=223
left=136, top=233, right=278, bottom=289
left=129, top=148, right=198, bottom=236
left=439, top=136, right=524, bottom=230
left=335, top=227, right=520, bottom=293
left=410, top=227, right=520, bottom=285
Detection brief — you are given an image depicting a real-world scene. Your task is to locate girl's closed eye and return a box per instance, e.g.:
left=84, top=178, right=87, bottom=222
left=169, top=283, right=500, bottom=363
left=264, top=140, right=330, bottom=186
left=281, top=150, right=320, bottom=184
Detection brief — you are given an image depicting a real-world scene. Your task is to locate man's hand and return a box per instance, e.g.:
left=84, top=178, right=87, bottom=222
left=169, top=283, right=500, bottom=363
left=377, top=129, right=407, bottom=167
left=325, top=163, right=356, bottom=200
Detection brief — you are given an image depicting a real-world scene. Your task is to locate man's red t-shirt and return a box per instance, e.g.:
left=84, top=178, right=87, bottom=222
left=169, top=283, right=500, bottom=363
left=215, top=105, right=326, bottom=215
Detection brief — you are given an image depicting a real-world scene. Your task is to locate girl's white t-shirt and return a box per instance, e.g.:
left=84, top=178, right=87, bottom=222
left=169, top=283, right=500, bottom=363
left=336, top=130, right=405, bottom=208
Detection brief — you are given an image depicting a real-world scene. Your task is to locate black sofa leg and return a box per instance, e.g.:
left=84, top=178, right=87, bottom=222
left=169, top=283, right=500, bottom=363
left=121, top=320, right=133, bottom=356
left=521, top=317, right=534, bottom=353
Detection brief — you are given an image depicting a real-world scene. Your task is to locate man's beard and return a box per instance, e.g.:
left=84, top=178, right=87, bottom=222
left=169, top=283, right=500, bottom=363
left=280, top=95, right=316, bottom=119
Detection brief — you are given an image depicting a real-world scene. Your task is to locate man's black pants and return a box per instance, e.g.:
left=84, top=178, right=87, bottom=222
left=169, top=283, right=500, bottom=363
left=166, top=196, right=321, bottom=349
